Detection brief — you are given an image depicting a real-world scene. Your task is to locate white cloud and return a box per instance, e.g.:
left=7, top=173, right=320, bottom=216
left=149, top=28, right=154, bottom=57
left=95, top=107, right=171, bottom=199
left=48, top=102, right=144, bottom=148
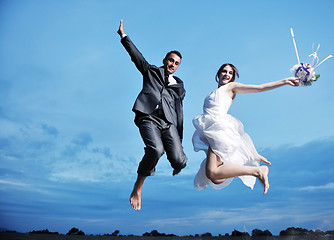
left=0, top=178, right=54, bottom=196
left=147, top=217, right=194, bottom=228
left=146, top=206, right=334, bottom=235
left=0, top=120, right=139, bottom=184
left=49, top=145, right=138, bottom=183
left=298, top=182, right=334, bottom=191
left=41, top=123, right=59, bottom=137
left=0, top=179, right=29, bottom=188
left=195, top=207, right=285, bottom=225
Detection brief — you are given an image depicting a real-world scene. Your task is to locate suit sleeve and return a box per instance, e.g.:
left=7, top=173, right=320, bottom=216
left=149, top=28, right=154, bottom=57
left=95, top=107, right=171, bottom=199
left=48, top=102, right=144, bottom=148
left=121, top=36, right=150, bottom=75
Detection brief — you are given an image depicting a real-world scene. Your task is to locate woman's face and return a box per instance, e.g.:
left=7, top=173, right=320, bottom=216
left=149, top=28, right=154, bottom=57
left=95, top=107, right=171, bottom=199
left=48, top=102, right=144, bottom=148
left=219, top=65, right=234, bottom=85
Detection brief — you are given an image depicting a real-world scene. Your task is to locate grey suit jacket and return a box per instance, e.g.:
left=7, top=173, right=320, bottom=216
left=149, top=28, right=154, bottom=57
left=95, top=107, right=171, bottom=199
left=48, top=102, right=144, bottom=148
left=121, top=36, right=186, bottom=140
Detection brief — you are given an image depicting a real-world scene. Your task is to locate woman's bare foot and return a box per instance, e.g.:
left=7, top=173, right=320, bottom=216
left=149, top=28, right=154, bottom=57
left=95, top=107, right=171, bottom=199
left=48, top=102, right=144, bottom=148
left=257, top=166, right=269, bottom=194
left=130, top=188, right=141, bottom=210
left=258, top=154, right=271, bottom=165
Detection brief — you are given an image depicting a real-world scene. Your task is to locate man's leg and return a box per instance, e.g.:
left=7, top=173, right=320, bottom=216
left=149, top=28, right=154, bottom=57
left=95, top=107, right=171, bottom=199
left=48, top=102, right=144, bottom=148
left=162, top=124, right=187, bottom=175
left=137, top=119, right=164, bottom=175
left=130, top=174, right=146, bottom=210
left=130, top=117, right=164, bottom=210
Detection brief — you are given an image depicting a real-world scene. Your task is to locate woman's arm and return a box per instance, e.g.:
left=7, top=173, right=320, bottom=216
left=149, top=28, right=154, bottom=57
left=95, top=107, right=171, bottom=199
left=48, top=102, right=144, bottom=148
left=229, top=77, right=299, bottom=94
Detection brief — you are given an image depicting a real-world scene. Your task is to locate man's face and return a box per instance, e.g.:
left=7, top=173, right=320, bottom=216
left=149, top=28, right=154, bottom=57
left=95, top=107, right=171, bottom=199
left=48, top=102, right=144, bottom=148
left=164, top=53, right=181, bottom=74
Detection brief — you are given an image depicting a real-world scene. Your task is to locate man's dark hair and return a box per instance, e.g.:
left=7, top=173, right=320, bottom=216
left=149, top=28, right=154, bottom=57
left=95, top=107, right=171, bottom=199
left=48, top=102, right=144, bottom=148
left=163, top=50, right=182, bottom=62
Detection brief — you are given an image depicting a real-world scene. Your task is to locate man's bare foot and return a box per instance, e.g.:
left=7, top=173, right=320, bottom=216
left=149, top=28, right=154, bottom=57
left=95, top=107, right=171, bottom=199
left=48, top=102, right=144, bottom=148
left=130, top=175, right=145, bottom=211
left=258, top=166, right=269, bottom=194
left=172, top=169, right=181, bottom=176
left=130, top=189, right=141, bottom=210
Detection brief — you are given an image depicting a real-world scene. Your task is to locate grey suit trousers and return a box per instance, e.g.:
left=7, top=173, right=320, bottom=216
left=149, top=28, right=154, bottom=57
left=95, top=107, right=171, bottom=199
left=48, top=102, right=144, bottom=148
left=136, top=110, right=187, bottom=176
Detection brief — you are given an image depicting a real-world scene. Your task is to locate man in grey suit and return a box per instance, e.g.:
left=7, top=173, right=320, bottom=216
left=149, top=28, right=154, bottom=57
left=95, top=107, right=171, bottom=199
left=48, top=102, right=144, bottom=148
left=117, top=20, right=187, bottom=210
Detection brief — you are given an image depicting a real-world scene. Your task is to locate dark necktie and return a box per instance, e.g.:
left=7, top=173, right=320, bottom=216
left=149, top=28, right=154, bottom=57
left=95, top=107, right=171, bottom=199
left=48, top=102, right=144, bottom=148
left=165, top=74, right=169, bottom=86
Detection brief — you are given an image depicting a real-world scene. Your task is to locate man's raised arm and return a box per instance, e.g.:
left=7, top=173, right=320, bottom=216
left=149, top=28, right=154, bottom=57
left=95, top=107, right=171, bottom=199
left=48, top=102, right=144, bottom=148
left=117, top=19, right=126, bottom=38
left=117, top=19, right=149, bottom=75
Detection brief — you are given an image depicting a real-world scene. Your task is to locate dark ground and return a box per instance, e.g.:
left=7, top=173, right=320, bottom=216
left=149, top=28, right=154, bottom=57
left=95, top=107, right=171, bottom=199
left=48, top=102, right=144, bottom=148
left=1, top=232, right=334, bottom=240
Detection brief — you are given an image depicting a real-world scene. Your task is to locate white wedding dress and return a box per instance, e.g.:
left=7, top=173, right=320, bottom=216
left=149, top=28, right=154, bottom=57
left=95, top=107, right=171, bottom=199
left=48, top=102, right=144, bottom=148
left=192, top=84, right=260, bottom=190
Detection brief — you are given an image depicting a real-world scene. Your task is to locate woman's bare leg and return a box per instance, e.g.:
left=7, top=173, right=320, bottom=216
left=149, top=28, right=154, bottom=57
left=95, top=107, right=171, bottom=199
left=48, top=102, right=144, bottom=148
left=206, top=147, right=270, bottom=194
left=205, top=148, right=226, bottom=184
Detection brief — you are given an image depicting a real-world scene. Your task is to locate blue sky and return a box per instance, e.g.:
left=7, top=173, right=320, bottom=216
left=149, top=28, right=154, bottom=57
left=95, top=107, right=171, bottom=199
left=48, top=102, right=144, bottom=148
left=1, top=0, right=334, bottom=236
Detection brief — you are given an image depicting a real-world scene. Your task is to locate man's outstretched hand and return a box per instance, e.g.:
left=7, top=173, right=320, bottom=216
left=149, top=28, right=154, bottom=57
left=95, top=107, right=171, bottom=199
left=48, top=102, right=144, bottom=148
left=117, top=19, right=125, bottom=37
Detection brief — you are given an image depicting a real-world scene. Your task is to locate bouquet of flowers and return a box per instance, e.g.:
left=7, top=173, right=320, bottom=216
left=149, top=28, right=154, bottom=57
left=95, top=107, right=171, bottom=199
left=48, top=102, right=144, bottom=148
left=290, top=63, right=319, bottom=86
left=290, top=28, right=332, bottom=86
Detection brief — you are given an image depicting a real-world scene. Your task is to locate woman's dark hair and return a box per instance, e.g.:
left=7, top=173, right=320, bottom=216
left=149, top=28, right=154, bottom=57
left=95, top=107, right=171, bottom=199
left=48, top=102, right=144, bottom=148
left=215, top=63, right=239, bottom=83
left=163, top=50, right=182, bottom=63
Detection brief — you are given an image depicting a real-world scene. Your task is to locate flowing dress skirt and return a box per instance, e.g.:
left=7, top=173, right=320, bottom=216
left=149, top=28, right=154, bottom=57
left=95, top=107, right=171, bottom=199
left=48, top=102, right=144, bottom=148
left=192, top=84, right=260, bottom=190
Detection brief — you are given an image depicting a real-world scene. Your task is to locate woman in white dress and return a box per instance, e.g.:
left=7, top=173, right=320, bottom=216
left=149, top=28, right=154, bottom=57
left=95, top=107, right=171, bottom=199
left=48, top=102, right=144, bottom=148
left=192, top=63, right=299, bottom=194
